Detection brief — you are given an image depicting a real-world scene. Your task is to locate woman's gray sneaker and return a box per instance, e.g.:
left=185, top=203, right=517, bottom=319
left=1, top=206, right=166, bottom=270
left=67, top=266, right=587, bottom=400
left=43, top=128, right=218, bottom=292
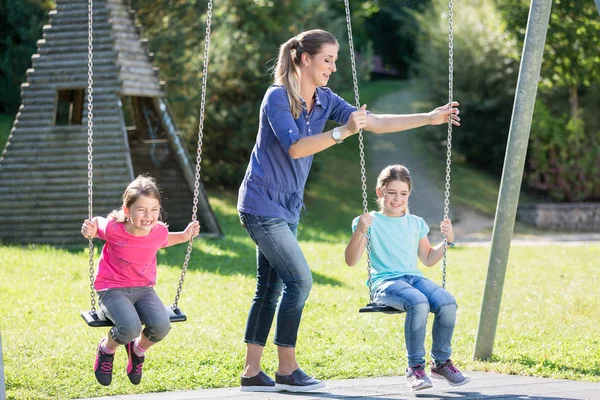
left=430, top=359, right=471, bottom=386
left=275, top=368, right=326, bottom=392
left=406, top=364, right=433, bottom=391
left=241, top=371, right=279, bottom=392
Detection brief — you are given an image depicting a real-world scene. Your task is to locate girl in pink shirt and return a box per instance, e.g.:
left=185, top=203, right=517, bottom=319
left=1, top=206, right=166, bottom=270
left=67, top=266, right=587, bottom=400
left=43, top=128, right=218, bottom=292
left=81, top=175, right=200, bottom=386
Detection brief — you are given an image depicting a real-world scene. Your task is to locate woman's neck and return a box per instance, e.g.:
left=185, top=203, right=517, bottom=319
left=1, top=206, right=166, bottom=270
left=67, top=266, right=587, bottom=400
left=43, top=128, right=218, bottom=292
left=299, top=78, right=317, bottom=108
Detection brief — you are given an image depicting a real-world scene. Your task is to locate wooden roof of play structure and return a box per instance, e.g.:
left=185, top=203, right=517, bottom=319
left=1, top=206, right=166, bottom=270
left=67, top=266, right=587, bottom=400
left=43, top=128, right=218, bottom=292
left=0, top=0, right=222, bottom=245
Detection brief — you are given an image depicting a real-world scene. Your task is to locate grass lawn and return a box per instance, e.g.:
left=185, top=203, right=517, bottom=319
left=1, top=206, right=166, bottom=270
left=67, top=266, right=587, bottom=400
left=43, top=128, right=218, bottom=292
left=1, top=198, right=599, bottom=400
left=1, top=80, right=599, bottom=399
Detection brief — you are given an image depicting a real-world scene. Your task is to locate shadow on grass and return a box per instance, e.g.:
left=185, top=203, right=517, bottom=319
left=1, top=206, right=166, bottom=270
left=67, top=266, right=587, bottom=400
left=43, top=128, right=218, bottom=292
left=156, top=237, right=344, bottom=287
left=41, top=201, right=345, bottom=287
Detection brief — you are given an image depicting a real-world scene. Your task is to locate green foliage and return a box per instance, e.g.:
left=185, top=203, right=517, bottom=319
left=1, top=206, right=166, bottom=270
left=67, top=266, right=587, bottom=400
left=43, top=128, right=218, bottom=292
left=0, top=0, right=53, bottom=114
left=497, top=0, right=600, bottom=201
left=0, top=113, right=13, bottom=152
left=415, top=0, right=520, bottom=175
left=498, top=0, right=600, bottom=91
left=526, top=100, right=600, bottom=202
left=327, top=0, right=431, bottom=77
left=132, top=0, right=372, bottom=187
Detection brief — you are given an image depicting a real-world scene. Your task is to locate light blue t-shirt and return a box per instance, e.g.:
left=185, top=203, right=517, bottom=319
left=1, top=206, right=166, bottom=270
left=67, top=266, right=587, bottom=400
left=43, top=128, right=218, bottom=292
left=351, top=211, right=429, bottom=290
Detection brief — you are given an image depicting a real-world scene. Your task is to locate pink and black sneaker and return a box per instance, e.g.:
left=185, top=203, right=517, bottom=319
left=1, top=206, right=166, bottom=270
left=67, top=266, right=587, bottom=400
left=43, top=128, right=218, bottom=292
left=125, top=341, right=145, bottom=385
left=94, top=341, right=114, bottom=386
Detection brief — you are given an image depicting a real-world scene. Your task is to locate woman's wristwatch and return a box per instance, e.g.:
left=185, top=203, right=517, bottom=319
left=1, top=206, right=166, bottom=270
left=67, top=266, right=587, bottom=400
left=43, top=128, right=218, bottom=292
left=331, top=127, right=343, bottom=144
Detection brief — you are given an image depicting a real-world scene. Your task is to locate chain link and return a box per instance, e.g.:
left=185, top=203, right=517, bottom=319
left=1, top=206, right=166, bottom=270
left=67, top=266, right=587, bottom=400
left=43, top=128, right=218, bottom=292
left=173, top=0, right=213, bottom=310
left=441, top=0, right=454, bottom=290
left=87, top=0, right=96, bottom=314
left=345, top=0, right=454, bottom=293
left=344, top=0, right=377, bottom=302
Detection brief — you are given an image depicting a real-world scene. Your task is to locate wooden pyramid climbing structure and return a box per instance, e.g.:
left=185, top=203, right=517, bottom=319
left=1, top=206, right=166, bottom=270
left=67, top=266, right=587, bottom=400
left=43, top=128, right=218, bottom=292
left=0, top=0, right=222, bottom=245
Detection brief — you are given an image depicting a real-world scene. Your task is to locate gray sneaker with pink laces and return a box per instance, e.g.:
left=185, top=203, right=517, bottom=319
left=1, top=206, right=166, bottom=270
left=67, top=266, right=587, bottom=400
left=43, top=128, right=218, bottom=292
left=405, top=364, right=433, bottom=391
left=430, top=359, right=470, bottom=386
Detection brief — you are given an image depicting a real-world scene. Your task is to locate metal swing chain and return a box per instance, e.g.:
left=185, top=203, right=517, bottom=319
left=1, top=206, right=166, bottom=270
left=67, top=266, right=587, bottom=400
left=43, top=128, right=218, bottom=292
left=172, top=0, right=213, bottom=310
left=345, top=0, right=454, bottom=294
left=343, top=0, right=375, bottom=303
left=441, top=0, right=454, bottom=290
left=87, top=0, right=96, bottom=314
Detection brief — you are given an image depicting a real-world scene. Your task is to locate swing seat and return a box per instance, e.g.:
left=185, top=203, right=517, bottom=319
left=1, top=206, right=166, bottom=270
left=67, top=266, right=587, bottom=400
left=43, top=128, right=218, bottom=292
left=359, top=303, right=405, bottom=314
left=81, top=305, right=187, bottom=327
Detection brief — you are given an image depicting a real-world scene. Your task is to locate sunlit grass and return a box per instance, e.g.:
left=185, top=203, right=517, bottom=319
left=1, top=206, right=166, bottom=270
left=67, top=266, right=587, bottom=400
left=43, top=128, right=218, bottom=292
left=1, top=194, right=599, bottom=399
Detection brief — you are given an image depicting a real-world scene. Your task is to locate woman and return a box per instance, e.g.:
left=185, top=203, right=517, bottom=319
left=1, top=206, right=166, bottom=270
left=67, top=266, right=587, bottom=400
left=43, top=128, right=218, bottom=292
left=237, top=29, right=460, bottom=393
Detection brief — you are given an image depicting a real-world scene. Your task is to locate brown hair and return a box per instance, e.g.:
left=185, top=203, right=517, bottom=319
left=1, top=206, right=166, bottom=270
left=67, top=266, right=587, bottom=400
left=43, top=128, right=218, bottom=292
left=107, top=175, right=162, bottom=222
left=376, top=164, right=412, bottom=213
left=274, top=29, right=338, bottom=119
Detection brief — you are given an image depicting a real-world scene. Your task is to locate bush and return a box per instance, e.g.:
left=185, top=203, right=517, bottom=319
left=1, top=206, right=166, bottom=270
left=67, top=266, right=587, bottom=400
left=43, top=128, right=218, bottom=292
left=0, top=0, right=53, bottom=114
left=414, top=0, right=519, bottom=175
left=526, top=99, right=600, bottom=202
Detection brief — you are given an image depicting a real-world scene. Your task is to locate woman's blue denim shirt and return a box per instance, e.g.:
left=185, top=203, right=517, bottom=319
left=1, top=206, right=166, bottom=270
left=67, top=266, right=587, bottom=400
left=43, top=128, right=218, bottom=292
left=237, top=84, right=357, bottom=224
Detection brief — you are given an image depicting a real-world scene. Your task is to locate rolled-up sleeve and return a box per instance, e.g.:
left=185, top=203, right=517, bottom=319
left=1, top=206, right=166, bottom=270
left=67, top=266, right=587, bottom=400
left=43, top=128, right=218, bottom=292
left=328, top=91, right=358, bottom=126
left=264, top=87, right=301, bottom=152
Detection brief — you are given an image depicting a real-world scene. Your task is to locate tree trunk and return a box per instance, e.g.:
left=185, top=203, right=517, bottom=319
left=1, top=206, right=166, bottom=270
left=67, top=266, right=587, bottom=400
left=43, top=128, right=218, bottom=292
left=569, top=86, right=579, bottom=118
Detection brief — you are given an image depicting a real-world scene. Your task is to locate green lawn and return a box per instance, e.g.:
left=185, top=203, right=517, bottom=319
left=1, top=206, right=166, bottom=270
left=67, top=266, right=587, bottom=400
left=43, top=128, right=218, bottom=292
left=1, top=192, right=599, bottom=399
left=1, top=81, right=599, bottom=399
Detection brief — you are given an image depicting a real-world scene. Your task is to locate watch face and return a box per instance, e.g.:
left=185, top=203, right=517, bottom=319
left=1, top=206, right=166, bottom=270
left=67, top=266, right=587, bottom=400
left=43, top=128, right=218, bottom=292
left=333, top=128, right=341, bottom=139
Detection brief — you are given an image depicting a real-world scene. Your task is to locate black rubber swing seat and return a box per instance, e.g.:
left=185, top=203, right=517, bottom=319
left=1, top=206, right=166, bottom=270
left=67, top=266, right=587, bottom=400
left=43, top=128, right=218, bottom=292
left=359, top=303, right=405, bottom=314
left=81, top=305, right=187, bottom=327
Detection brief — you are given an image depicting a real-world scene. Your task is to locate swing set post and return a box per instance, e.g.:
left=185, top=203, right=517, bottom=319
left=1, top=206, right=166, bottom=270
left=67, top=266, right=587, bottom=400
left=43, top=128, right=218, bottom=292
left=473, top=0, right=552, bottom=361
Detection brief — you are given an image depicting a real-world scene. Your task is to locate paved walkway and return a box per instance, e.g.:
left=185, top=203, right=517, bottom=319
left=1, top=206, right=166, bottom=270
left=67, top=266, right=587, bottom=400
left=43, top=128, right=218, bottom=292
left=78, top=372, right=599, bottom=399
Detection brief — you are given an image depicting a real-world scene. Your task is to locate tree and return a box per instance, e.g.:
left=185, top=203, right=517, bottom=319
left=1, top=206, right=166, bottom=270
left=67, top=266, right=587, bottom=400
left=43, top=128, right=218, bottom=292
left=0, top=0, right=53, bottom=114
left=498, top=0, right=600, bottom=119
left=415, top=0, right=520, bottom=175
left=132, top=0, right=371, bottom=186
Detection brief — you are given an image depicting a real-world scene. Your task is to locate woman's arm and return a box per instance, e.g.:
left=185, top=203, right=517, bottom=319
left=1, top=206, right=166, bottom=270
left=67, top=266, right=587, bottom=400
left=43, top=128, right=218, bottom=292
left=365, top=102, right=460, bottom=134
left=288, top=105, right=367, bottom=159
left=345, top=213, right=372, bottom=266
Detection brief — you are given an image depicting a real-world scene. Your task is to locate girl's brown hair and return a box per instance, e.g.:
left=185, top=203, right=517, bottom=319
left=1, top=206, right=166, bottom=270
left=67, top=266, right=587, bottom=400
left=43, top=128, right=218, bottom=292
left=376, top=164, right=412, bottom=213
left=274, top=29, right=338, bottom=119
left=107, top=175, right=162, bottom=222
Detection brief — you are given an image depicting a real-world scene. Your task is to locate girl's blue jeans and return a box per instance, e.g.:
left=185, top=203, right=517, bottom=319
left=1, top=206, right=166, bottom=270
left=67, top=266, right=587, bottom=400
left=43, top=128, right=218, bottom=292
left=239, top=212, right=313, bottom=348
left=373, top=275, right=457, bottom=367
left=98, top=287, right=171, bottom=345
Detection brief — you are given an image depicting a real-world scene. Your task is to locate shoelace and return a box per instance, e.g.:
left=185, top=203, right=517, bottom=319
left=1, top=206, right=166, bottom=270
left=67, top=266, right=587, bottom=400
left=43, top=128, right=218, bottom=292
left=134, top=363, right=144, bottom=375
left=100, top=361, right=113, bottom=374
left=446, top=363, right=459, bottom=373
left=411, top=366, right=426, bottom=378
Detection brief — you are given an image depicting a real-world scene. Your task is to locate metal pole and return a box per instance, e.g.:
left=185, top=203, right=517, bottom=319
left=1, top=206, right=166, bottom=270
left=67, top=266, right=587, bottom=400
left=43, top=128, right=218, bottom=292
left=0, top=329, right=6, bottom=400
left=473, top=0, right=552, bottom=361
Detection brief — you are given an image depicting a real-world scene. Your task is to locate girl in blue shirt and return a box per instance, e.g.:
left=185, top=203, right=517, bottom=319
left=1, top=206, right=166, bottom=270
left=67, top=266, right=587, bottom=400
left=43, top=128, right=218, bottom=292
left=238, top=30, right=460, bottom=393
left=345, top=164, right=470, bottom=391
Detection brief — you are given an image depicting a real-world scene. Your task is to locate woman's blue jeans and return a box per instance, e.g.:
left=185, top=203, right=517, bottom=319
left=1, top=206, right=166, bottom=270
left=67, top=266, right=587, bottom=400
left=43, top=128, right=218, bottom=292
left=239, top=212, right=313, bottom=348
left=373, top=275, right=457, bottom=367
